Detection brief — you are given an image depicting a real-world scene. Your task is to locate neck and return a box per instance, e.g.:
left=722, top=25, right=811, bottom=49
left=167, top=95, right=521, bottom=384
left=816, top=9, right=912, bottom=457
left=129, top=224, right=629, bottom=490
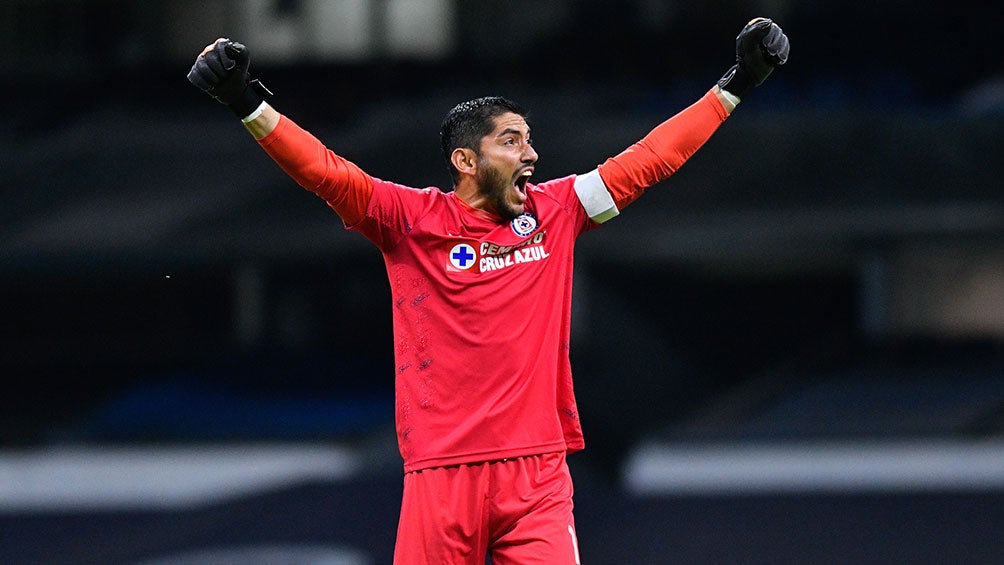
left=454, top=179, right=493, bottom=214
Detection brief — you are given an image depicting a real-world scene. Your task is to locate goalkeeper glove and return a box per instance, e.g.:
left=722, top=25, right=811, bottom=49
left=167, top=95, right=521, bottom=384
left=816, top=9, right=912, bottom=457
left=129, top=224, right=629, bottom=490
left=187, top=39, right=273, bottom=119
left=718, top=18, right=789, bottom=101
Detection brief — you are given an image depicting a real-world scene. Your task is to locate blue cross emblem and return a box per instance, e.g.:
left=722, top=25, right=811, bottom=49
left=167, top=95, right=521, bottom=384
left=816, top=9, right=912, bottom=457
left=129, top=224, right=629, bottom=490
left=449, top=243, right=476, bottom=270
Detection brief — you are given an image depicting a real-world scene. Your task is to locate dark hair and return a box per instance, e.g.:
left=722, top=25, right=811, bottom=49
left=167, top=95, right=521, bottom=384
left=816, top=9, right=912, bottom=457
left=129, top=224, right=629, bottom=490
left=440, top=96, right=527, bottom=185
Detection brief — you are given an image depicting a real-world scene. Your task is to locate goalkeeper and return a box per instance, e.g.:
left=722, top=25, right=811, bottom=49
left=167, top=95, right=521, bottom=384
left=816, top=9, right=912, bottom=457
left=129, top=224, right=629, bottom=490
left=188, top=17, right=788, bottom=564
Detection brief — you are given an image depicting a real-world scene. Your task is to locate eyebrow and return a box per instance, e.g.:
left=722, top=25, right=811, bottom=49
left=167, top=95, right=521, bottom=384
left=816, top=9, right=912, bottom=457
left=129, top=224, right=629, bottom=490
left=496, top=127, right=530, bottom=138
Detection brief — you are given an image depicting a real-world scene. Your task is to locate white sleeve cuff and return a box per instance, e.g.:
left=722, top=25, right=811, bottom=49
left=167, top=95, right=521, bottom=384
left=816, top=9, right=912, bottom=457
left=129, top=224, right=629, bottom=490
left=719, top=88, right=741, bottom=107
left=574, top=169, right=619, bottom=223
left=241, top=101, right=268, bottom=123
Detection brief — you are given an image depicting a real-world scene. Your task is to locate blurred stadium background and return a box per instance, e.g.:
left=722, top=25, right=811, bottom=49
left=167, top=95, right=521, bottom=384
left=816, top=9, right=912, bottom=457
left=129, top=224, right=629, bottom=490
left=3, top=0, right=1004, bottom=563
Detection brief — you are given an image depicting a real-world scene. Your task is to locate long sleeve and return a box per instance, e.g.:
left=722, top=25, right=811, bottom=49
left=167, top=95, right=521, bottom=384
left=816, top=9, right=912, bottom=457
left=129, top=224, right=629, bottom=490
left=597, top=89, right=730, bottom=210
left=257, top=115, right=374, bottom=225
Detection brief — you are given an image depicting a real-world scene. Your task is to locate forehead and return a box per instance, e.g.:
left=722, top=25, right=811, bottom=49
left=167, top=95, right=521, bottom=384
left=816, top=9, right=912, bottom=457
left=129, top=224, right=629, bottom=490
left=489, top=112, right=530, bottom=136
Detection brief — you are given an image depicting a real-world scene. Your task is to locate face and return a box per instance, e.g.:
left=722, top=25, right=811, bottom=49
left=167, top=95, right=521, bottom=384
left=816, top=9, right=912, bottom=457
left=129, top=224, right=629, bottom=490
left=475, top=112, right=538, bottom=221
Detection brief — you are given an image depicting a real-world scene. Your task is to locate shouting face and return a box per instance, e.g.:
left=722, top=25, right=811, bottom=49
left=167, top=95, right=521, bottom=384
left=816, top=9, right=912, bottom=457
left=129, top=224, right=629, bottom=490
left=475, top=112, right=538, bottom=221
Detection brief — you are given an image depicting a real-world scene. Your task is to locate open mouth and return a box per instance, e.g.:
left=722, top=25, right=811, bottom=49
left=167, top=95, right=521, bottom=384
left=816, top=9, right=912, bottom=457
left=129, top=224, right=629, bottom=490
left=514, top=169, right=532, bottom=200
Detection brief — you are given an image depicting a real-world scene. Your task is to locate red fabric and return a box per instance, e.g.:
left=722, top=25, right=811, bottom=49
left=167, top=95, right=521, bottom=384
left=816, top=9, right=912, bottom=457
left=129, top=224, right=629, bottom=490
left=252, top=92, right=728, bottom=476
left=254, top=114, right=593, bottom=474
left=597, top=89, right=729, bottom=210
left=351, top=175, right=594, bottom=472
left=257, top=115, right=373, bottom=225
left=394, top=453, right=578, bottom=564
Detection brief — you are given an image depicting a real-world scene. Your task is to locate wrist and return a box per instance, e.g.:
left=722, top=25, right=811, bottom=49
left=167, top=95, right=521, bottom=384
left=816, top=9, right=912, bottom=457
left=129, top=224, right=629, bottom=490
left=229, top=79, right=274, bottom=119
left=241, top=101, right=268, bottom=123
left=717, top=64, right=753, bottom=101
left=712, top=85, right=739, bottom=112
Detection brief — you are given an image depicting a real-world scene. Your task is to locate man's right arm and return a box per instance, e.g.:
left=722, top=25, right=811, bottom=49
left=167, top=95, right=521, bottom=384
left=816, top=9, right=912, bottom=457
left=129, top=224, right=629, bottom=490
left=187, top=39, right=372, bottom=225
left=250, top=105, right=373, bottom=226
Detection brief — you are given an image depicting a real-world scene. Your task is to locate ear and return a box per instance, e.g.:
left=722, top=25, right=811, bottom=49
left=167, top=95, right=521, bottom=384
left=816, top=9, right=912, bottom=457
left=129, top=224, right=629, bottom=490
left=450, top=147, right=478, bottom=177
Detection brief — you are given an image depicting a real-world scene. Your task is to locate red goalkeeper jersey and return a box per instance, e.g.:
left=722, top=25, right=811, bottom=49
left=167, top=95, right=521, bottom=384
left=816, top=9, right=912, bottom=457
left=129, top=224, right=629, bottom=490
left=257, top=90, right=729, bottom=472
left=354, top=175, right=594, bottom=471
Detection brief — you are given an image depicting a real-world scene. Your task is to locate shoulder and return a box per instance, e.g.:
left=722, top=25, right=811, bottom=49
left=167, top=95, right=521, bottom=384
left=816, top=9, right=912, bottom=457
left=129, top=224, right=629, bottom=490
left=522, top=174, right=598, bottom=234
left=352, top=179, right=456, bottom=249
left=367, top=178, right=465, bottom=233
left=527, top=173, right=616, bottom=230
left=371, top=178, right=453, bottom=208
left=526, top=174, right=577, bottom=208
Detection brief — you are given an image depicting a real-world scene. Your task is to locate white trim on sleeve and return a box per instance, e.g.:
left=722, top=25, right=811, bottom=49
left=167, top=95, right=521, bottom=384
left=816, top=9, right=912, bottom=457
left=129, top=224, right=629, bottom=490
left=241, top=101, right=268, bottom=123
left=719, top=88, right=742, bottom=107
left=573, top=169, right=619, bottom=224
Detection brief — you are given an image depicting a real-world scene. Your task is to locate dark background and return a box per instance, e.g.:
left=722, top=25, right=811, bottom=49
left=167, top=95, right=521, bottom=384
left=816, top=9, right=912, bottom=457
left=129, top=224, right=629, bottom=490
left=3, top=1, right=1004, bottom=563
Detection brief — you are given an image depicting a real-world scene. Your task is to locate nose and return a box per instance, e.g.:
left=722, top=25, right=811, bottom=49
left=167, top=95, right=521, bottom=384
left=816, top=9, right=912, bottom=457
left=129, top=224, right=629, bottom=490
left=523, top=143, right=538, bottom=163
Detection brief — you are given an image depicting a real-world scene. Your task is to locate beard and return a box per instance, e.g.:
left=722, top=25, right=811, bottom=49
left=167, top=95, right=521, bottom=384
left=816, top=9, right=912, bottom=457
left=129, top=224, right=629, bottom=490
left=476, top=157, right=522, bottom=222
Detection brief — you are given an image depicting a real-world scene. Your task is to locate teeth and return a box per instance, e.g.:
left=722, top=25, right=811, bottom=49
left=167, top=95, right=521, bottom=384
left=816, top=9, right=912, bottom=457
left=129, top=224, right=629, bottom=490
left=520, top=170, right=532, bottom=177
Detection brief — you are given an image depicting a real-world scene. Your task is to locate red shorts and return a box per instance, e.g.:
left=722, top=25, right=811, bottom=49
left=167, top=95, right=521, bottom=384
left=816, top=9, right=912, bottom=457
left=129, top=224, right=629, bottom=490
left=394, top=452, right=580, bottom=564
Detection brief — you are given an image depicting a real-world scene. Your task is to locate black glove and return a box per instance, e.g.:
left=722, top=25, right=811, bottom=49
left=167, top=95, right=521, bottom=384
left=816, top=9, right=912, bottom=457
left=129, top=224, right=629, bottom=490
left=187, top=39, right=273, bottom=119
left=718, top=18, right=789, bottom=100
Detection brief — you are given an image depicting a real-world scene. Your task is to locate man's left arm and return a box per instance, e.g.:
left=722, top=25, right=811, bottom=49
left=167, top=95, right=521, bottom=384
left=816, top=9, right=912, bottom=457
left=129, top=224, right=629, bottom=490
left=574, top=18, right=789, bottom=223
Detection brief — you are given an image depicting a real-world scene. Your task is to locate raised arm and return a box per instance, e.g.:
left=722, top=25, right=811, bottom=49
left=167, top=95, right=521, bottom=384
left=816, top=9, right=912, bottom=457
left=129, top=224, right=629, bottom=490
left=187, top=39, right=372, bottom=225
left=574, top=18, right=789, bottom=223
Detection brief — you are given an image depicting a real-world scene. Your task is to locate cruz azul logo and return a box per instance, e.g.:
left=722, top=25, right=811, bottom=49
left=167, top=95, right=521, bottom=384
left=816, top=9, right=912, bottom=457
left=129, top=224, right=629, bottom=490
left=511, top=213, right=538, bottom=236
left=446, top=232, right=550, bottom=274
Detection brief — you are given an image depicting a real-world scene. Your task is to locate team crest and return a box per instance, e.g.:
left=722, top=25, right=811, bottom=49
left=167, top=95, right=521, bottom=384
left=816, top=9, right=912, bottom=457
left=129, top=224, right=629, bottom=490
left=510, top=213, right=538, bottom=237
left=448, top=243, right=477, bottom=270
